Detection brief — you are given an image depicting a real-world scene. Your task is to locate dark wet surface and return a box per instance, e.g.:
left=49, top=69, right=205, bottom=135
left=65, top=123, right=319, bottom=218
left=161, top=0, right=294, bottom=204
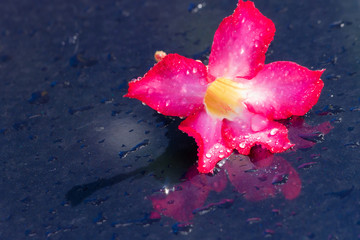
left=0, top=0, right=360, bottom=239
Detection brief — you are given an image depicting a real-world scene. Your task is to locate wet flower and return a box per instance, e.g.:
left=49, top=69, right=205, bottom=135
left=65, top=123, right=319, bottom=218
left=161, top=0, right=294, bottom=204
left=125, top=0, right=324, bottom=173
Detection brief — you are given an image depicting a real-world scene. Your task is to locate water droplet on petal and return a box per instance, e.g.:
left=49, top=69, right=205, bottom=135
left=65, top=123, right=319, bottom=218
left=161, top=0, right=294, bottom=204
left=206, top=153, right=211, bottom=158
left=193, top=68, right=197, bottom=74
left=251, top=115, right=268, bottom=132
left=239, top=142, right=246, bottom=148
left=219, top=154, right=224, bottom=158
left=270, top=128, right=278, bottom=136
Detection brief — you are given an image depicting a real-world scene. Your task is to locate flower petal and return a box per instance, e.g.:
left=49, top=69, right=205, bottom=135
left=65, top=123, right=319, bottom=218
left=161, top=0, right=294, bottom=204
left=125, top=54, right=208, bottom=117
left=222, top=110, right=293, bottom=155
left=208, top=0, right=275, bottom=80
left=242, top=61, right=325, bottom=120
left=179, top=108, right=233, bottom=173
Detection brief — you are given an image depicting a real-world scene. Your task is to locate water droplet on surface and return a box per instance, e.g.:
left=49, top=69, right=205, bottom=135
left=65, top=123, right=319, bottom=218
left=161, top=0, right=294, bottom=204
left=219, top=154, right=224, bottom=158
left=272, top=174, right=289, bottom=185
left=239, top=142, right=246, bottom=148
left=206, top=153, right=212, bottom=158
left=299, top=131, right=325, bottom=143
left=193, top=68, right=197, bottom=74
left=247, top=217, right=261, bottom=224
left=298, top=162, right=318, bottom=169
left=172, top=222, right=193, bottom=235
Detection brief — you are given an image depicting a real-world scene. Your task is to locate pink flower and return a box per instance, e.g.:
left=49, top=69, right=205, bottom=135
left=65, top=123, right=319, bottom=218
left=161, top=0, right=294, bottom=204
left=125, top=0, right=324, bottom=173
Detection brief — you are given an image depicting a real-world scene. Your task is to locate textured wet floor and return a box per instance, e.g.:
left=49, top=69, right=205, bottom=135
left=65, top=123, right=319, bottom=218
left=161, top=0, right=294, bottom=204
left=0, top=0, right=359, bottom=239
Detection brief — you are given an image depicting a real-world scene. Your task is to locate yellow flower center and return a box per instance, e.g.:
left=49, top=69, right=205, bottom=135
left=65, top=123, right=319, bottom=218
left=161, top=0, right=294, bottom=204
left=204, top=78, right=244, bottom=120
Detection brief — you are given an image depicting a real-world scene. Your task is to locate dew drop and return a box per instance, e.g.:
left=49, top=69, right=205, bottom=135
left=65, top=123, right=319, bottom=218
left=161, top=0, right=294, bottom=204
left=251, top=115, right=268, bottom=132
left=270, top=128, right=278, bottom=136
left=206, top=153, right=212, bottom=158
left=239, top=142, right=246, bottom=148
left=214, top=145, right=219, bottom=149
left=186, top=70, right=190, bottom=75
left=219, top=154, right=225, bottom=158
left=193, top=68, right=197, bottom=74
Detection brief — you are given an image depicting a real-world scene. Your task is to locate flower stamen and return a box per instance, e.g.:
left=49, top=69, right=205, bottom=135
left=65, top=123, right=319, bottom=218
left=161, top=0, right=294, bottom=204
left=204, top=78, right=244, bottom=120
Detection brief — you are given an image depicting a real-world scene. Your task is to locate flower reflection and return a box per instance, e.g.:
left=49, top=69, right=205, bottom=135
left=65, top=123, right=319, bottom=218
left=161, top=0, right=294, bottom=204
left=226, top=147, right=300, bottom=201
left=149, top=118, right=332, bottom=222
left=150, top=166, right=227, bottom=222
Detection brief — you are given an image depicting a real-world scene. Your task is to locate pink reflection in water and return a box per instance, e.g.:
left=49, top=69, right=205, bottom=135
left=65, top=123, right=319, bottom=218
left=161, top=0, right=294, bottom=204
left=150, top=166, right=227, bottom=222
left=149, top=118, right=331, bottom=222
left=226, top=148, right=301, bottom=201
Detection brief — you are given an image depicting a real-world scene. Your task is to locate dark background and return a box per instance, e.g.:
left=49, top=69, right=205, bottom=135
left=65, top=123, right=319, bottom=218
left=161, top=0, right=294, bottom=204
left=0, top=0, right=359, bottom=239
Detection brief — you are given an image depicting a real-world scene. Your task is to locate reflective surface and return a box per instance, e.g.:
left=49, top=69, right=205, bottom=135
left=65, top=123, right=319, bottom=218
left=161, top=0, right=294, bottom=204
left=0, top=0, right=359, bottom=239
